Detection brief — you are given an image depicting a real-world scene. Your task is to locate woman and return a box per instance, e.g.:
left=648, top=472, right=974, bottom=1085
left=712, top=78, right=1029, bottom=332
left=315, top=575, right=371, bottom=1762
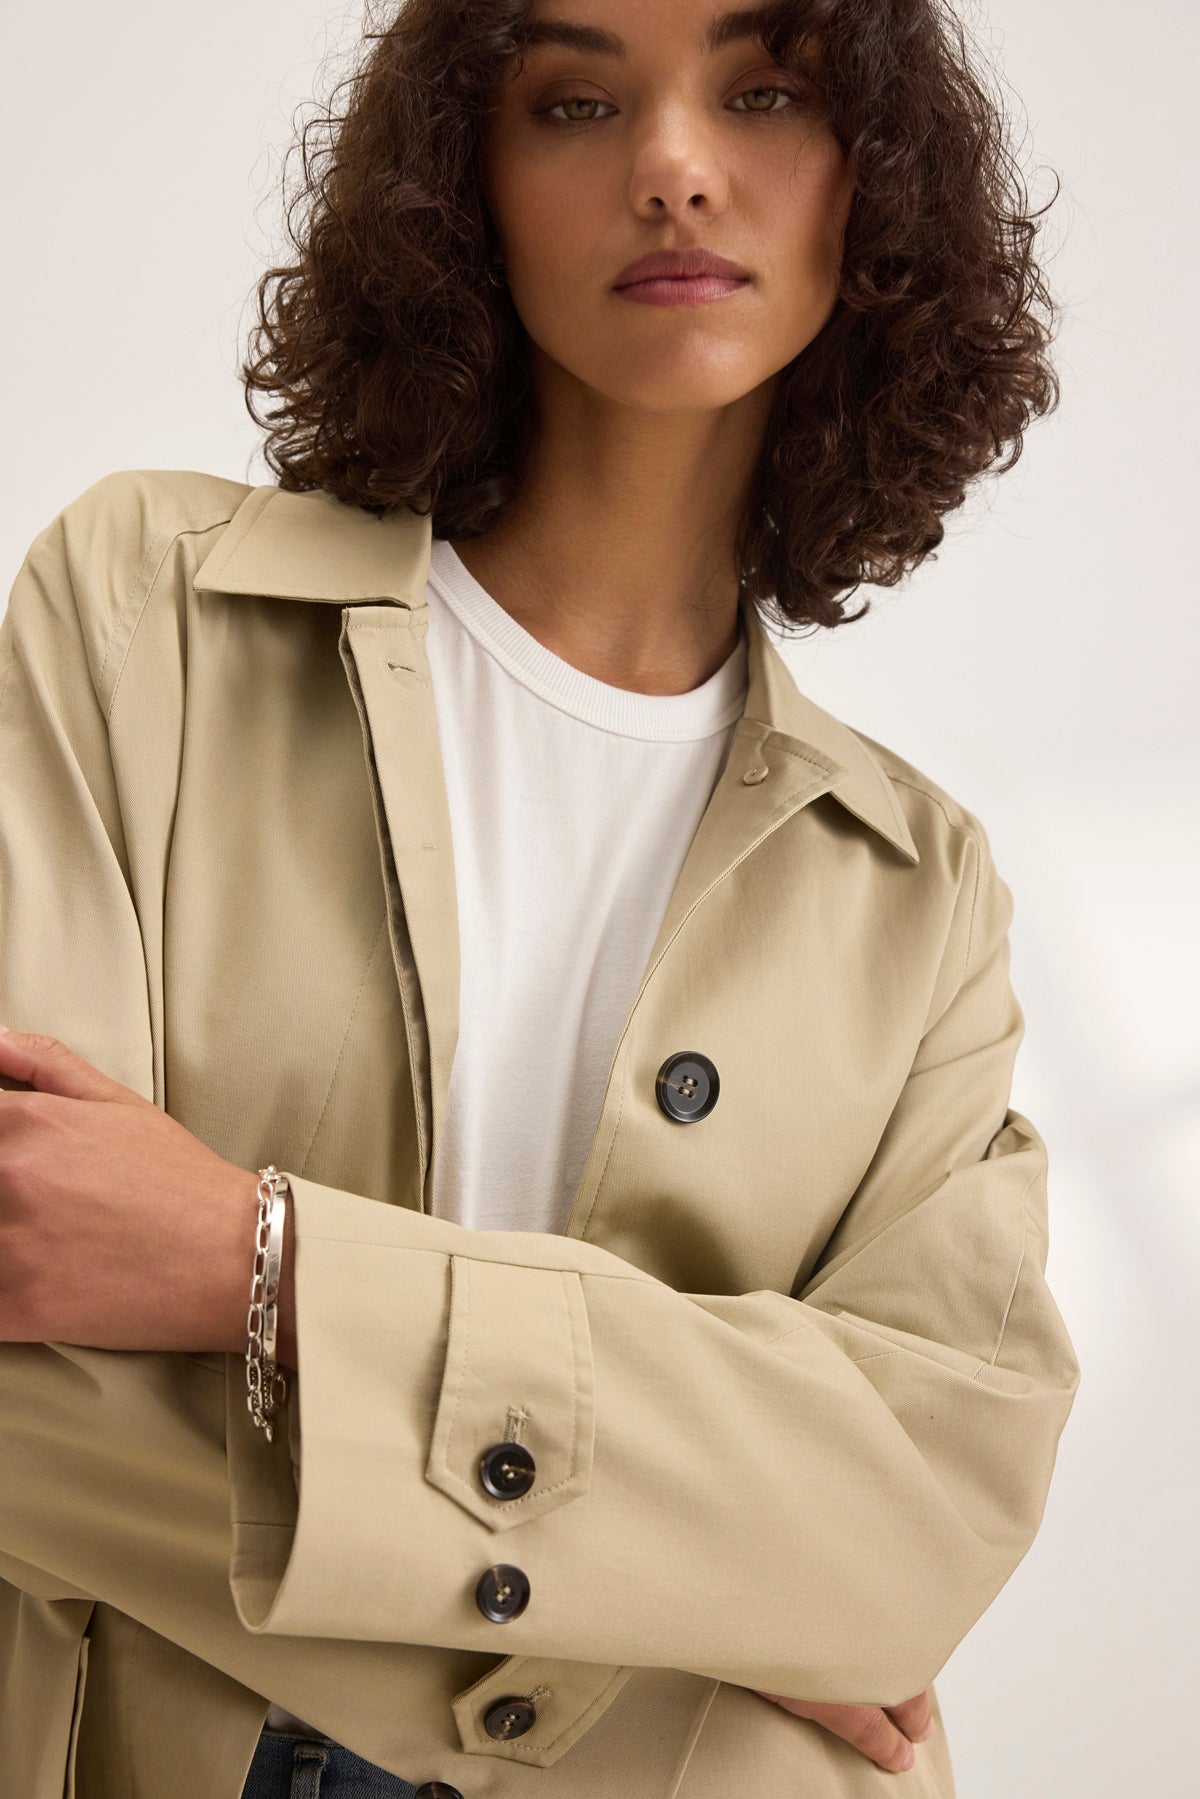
left=0, top=1, right=1080, bottom=1796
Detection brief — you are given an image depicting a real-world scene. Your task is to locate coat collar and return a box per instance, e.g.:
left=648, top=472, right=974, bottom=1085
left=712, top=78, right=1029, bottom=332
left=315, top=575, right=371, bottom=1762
left=193, top=484, right=919, bottom=865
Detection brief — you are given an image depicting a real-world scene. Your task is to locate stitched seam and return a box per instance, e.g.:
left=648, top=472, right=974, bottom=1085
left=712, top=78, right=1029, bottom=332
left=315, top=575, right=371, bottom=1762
left=101, top=514, right=234, bottom=717
left=962, top=829, right=983, bottom=981
left=441, top=1265, right=584, bottom=1507
left=512, top=1663, right=630, bottom=1756
left=299, top=1236, right=654, bottom=1280
left=885, top=787, right=983, bottom=989
left=844, top=733, right=914, bottom=840
left=763, top=1165, right=1039, bottom=1371
left=562, top=1270, right=581, bottom=1487
left=535, top=1663, right=629, bottom=1754
left=666, top=1675, right=723, bottom=1799
left=463, top=1664, right=630, bottom=1757
left=757, top=1321, right=810, bottom=1349
left=974, top=1163, right=1040, bottom=1372
left=754, top=737, right=839, bottom=777
left=578, top=1047, right=628, bottom=1241
left=758, top=1319, right=906, bottom=1363
left=343, top=616, right=425, bottom=630
left=486, top=1274, right=581, bottom=1505
left=748, top=720, right=915, bottom=845
left=97, top=527, right=164, bottom=710
left=338, top=625, right=429, bottom=1179
left=888, top=774, right=972, bottom=833
left=444, top=1256, right=471, bottom=1478
left=297, top=910, right=389, bottom=1177
left=0, top=619, right=13, bottom=719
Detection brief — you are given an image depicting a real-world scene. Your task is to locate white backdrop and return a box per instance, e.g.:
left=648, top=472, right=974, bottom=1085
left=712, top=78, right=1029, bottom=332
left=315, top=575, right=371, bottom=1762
left=3, top=3, right=1197, bottom=1793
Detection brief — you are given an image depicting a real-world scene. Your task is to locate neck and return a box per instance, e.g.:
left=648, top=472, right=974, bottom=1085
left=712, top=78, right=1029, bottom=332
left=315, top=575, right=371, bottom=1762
left=449, top=362, right=774, bottom=695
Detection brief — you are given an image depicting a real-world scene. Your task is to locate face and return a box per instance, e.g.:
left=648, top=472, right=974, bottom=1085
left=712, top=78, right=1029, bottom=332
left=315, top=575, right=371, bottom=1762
left=480, top=0, right=853, bottom=418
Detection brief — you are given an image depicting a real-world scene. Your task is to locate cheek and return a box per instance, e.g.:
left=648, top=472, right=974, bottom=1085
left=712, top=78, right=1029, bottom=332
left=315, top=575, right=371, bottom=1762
left=773, top=137, right=852, bottom=282
left=489, top=142, right=590, bottom=264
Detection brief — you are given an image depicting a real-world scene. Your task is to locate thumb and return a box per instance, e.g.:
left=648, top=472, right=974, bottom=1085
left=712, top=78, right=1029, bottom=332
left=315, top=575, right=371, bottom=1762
left=0, top=1026, right=144, bottom=1104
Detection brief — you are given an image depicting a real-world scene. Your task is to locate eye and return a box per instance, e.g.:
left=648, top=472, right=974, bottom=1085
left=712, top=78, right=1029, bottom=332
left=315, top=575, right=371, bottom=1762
left=537, top=94, right=617, bottom=127
left=535, top=83, right=807, bottom=129
left=727, top=83, right=807, bottom=117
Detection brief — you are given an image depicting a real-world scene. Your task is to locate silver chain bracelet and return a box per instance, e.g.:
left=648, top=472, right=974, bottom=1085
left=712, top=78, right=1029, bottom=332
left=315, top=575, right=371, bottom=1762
left=246, top=1165, right=290, bottom=1441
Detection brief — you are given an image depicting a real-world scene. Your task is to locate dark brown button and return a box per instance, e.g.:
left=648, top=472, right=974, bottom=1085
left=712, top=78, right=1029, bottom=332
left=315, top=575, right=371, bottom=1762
left=483, top=1695, right=538, bottom=1740
left=478, top=1440, right=536, bottom=1499
left=655, top=1051, right=720, bottom=1123
left=475, top=1563, right=531, bottom=1622
left=413, top=1786, right=464, bottom=1799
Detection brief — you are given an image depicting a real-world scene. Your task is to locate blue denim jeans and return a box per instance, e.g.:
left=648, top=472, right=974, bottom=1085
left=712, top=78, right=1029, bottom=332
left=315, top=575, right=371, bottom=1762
left=240, top=1727, right=427, bottom=1798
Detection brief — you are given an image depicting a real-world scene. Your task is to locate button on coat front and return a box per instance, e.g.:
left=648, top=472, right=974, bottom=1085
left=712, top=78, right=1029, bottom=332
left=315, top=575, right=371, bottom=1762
left=0, top=471, right=1081, bottom=1799
left=655, top=1050, right=721, bottom=1122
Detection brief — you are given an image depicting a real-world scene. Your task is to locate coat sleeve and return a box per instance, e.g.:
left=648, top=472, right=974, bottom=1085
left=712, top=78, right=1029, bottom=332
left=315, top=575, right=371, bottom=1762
left=0, top=481, right=158, bottom=1095
left=223, top=818, right=1081, bottom=1703
left=0, top=481, right=166, bottom=1776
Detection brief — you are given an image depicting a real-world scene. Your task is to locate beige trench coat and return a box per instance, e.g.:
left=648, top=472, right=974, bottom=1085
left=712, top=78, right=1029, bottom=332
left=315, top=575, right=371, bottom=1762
left=0, top=470, right=1080, bottom=1799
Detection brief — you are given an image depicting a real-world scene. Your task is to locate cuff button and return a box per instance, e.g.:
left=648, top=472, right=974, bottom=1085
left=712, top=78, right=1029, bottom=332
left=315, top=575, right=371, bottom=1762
left=478, top=1440, right=536, bottom=1499
left=484, top=1696, right=538, bottom=1740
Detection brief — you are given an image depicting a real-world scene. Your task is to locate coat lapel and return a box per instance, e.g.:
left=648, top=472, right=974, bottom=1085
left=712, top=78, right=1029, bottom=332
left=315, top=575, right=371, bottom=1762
left=193, top=486, right=919, bottom=1210
left=640, top=591, right=920, bottom=979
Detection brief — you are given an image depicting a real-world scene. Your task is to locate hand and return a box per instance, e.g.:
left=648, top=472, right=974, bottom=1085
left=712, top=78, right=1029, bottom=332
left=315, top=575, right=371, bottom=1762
left=752, top=1686, right=935, bottom=1775
left=0, top=1027, right=269, bottom=1355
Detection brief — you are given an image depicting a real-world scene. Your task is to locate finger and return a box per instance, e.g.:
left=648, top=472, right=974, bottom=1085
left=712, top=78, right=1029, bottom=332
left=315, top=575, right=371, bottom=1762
left=886, top=1691, right=935, bottom=1744
left=755, top=1695, right=919, bottom=1775
left=846, top=1706, right=919, bottom=1773
left=0, top=1028, right=137, bottom=1104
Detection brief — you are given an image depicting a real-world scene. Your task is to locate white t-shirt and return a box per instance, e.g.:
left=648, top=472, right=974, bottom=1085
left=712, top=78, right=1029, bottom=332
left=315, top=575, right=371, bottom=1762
left=265, top=540, right=748, bottom=1735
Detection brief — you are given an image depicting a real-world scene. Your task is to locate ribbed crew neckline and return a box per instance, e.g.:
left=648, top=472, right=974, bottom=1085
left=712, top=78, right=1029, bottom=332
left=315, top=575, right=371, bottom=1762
left=425, top=536, right=748, bottom=743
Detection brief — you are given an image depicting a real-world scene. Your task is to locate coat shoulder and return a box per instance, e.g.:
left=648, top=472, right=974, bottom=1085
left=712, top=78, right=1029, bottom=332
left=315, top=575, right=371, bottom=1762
left=847, top=724, right=998, bottom=870
left=842, top=725, right=1015, bottom=993
left=12, top=469, right=255, bottom=711
left=56, top=466, right=253, bottom=558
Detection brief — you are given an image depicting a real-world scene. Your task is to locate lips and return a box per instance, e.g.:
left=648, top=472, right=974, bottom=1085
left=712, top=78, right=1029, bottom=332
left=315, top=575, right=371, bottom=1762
left=613, top=249, right=751, bottom=288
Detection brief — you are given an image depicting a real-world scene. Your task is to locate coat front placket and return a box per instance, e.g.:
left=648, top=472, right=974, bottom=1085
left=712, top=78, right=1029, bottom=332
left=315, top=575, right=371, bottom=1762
left=337, top=598, right=461, bottom=1215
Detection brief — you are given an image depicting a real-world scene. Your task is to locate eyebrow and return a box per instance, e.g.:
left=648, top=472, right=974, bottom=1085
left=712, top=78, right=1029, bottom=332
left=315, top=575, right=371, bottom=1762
left=515, top=8, right=777, bottom=61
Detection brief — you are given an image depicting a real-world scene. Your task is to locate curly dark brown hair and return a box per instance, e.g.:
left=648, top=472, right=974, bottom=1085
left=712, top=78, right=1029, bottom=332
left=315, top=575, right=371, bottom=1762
left=241, top=0, right=1061, bottom=632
